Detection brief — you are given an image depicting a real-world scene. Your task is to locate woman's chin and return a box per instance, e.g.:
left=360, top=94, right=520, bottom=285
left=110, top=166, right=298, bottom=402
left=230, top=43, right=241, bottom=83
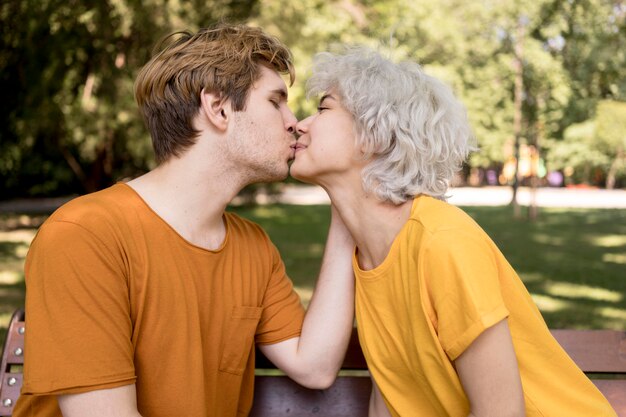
left=289, top=165, right=318, bottom=185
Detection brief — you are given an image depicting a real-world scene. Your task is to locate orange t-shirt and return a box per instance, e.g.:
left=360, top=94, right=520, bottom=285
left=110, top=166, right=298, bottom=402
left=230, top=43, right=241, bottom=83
left=353, top=195, right=616, bottom=417
left=13, top=183, right=305, bottom=417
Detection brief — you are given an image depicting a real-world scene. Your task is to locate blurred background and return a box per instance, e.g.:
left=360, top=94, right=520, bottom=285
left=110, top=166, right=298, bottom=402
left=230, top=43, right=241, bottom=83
left=0, top=0, right=625, bottom=340
left=1, top=0, right=626, bottom=196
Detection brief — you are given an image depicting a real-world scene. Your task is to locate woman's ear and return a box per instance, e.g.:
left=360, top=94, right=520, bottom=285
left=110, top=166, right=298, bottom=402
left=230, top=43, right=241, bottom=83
left=199, top=88, right=230, bottom=131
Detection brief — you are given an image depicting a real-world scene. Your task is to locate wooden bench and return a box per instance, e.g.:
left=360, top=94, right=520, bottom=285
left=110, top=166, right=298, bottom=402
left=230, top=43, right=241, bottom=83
left=251, top=328, right=626, bottom=416
left=0, top=310, right=24, bottom=417
left=2, top=309, right=625, bottom=416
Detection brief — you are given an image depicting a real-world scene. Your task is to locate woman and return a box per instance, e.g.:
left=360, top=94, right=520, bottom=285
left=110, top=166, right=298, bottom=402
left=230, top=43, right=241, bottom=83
left=290, top=47, right=616, bottom=417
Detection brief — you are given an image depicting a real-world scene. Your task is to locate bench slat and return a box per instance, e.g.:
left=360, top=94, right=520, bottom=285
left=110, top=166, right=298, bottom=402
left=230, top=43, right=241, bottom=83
left=250, top=377, right=626, bottom=417
left=254, top=328, right=626, bottom=417
left=593, top=380, right=626, bottom=416
left=250, top=376, right=371, bottom=417
left=551, top=329, right=626, bottom=373
left=258, top=328, right=626, bottom=374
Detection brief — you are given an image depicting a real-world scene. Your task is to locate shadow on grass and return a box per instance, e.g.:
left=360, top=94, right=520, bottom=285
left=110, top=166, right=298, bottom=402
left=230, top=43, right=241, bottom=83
left=0, top=241, right=29, bottom=265
left=235, top=204, right=626, bottom=330
left=449, top=206, right=626, bottom=330
left=1, top=204, right=624, bottom=348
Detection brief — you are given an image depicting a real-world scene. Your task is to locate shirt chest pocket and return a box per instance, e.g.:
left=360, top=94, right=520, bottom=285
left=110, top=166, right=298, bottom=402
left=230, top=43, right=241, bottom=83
left=219, top=306, right=263, bottom=375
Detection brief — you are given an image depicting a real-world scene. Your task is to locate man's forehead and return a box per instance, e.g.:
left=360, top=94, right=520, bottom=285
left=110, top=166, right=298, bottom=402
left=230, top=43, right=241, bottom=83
left=254, top=65, right=289, bottom=95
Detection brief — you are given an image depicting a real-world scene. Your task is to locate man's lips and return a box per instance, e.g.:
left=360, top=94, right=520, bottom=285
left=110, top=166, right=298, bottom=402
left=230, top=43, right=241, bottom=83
left=291, top=143, right=307, bottom=152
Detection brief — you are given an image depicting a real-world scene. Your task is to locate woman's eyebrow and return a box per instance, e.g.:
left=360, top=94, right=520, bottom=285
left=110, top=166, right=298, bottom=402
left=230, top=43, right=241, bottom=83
left=319, top=94, right=336, bottom=105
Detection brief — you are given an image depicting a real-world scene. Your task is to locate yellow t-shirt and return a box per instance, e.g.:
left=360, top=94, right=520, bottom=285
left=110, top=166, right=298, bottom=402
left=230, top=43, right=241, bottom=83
left=353, top=195, right=616, bottom=417
left=14, top=183, right=305, bottom=417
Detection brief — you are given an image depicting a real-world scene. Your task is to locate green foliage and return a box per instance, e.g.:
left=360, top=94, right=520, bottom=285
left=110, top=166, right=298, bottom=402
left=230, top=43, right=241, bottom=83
left=546, top=120, right=608, bottom=171
left=596, top=100, right=626, bottom=153
left=0, top=0, right=259, bottom=197
left=546, top=100, right=626, bottom=186
left=1, top=0, right=625, bottom=197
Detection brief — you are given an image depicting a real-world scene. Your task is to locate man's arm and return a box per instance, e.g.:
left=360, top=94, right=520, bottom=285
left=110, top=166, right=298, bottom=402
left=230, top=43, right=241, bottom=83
left=259, top=205, right=355, bottom=389
left=454, top=319, right=526, bottom=417
left=58, top=384, right=142, bottom=417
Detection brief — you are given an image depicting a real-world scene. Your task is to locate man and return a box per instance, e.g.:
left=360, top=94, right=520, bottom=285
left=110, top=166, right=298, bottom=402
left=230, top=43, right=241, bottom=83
left=14, top=23, right=355, bottom=417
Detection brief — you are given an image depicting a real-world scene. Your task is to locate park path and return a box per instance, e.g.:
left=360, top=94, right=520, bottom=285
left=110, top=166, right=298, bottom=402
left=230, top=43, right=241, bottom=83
left=1, top=186, right=625, bottom=213
left=278, top=185, right=626, bottom=209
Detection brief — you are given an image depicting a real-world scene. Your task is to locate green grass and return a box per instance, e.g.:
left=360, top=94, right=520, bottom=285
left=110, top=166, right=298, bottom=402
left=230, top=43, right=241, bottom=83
left=1, top=205, right=625, bottom=348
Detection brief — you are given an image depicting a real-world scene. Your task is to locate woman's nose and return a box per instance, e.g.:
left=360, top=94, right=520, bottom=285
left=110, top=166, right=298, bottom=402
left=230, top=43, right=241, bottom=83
left=296, top=115, right=313, bottom=136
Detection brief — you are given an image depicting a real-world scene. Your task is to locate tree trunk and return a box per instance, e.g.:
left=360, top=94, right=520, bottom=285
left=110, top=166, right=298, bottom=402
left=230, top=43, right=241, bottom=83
left=510, top=17, right=525, bottom=219
left=606, top=147, right=624, bottom=189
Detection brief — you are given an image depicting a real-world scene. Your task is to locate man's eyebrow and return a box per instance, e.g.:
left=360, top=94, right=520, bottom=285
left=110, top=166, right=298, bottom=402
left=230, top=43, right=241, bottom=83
left=270, top=88, right=288, bottom=100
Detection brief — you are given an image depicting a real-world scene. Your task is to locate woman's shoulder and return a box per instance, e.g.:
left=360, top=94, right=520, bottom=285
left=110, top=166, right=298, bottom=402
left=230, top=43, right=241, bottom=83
left=410, top=195, right=481, bottom=234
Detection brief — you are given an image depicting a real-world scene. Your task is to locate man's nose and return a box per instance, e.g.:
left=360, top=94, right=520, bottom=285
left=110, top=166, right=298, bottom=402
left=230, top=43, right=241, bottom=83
left=284, top=108, right=298, bottom=134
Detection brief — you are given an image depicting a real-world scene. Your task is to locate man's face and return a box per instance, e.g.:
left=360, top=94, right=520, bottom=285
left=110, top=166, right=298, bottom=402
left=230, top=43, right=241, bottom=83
left=226, top=65, right=298, bottom=184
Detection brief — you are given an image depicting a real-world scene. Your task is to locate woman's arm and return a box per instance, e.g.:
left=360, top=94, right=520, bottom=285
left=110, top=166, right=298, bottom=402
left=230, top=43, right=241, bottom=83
left=369, top=376, right=392, bottom=417
left=454, top=319, right=526, bottom=417
left=259, top=205, right=355, bottom=389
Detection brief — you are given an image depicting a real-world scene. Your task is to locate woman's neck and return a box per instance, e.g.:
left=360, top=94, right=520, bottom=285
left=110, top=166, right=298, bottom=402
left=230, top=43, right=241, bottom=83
left=324, top=183, right=414, bottom=271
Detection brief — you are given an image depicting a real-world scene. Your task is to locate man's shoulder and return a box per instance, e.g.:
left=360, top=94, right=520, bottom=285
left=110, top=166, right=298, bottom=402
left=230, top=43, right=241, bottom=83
left=45, top=183, right=137, bottom=231
left=224, top=211, right=267, bottom=236
left=224, top=211, right=271, bottom=241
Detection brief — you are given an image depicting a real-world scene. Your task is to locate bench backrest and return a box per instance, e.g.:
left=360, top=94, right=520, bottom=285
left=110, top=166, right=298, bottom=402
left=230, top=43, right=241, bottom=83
left=1, top=309, right=624, bottom=417
left=250, top=328, right=626, bottom=417
left=0, top=310, right=24, bottom=417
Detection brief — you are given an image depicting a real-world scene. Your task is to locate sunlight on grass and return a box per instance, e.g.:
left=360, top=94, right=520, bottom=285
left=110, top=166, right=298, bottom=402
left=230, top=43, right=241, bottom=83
left=602, top=253, right=626, bottom=264
left=597, top=307, right=626, bottom=329
left=544, top=282, right=623, bottom=303
left=518, top=272, right=545, bottom=283
left=0, top=271, right=22, bottom=285
left=592, top=235, right=626, bottom=247
left=532, top=233, right=566, bottom=246
left=598, top=307, right=626, bottom=322
left=530, top=294, right=575, bottom=312
left=250, top=206, right=288, bottom=219
left=294, top=286, right=313, bottom=307
left=0, top=229, right=36, bottom=242
left=305, top=243, right=324, bottom=256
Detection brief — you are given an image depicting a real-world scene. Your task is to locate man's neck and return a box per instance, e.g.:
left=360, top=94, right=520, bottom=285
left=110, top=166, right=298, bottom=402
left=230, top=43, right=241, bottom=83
left=126, top=155, right=246, bottom=251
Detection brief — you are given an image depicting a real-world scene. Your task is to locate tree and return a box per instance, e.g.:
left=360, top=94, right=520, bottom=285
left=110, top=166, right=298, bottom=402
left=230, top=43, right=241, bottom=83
left=545, top=120, right=609, bottom=185
left=0, top=0, right=259, bottom=198
left=595, top=100, right=626, bottom=188
left=536, top=0, right=626, bottom=127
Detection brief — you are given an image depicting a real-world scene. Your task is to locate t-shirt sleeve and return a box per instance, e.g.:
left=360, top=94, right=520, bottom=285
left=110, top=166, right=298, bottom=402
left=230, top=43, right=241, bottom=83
left=22, top=220, right=136, bottom=395
left=255, top=241, right=305, bottom=345
left=421, top=229, right=509, bottom=361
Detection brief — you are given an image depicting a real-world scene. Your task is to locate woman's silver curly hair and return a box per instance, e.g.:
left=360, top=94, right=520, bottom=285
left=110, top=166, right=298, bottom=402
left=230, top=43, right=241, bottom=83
left=307, top=46, right=476, bottom=203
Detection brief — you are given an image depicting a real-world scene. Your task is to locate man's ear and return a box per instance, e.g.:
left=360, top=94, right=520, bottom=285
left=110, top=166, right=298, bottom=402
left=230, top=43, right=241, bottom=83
left=199, top=88, right=230, bottom=131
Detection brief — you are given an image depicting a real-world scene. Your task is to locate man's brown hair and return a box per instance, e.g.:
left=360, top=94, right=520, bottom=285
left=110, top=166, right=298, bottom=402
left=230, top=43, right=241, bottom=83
left=134, top=23, right=295, bottom=163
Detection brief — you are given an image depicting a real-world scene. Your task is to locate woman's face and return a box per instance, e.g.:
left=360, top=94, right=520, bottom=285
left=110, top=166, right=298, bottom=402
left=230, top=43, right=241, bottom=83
left=290, top=92, right=365, bottom=185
